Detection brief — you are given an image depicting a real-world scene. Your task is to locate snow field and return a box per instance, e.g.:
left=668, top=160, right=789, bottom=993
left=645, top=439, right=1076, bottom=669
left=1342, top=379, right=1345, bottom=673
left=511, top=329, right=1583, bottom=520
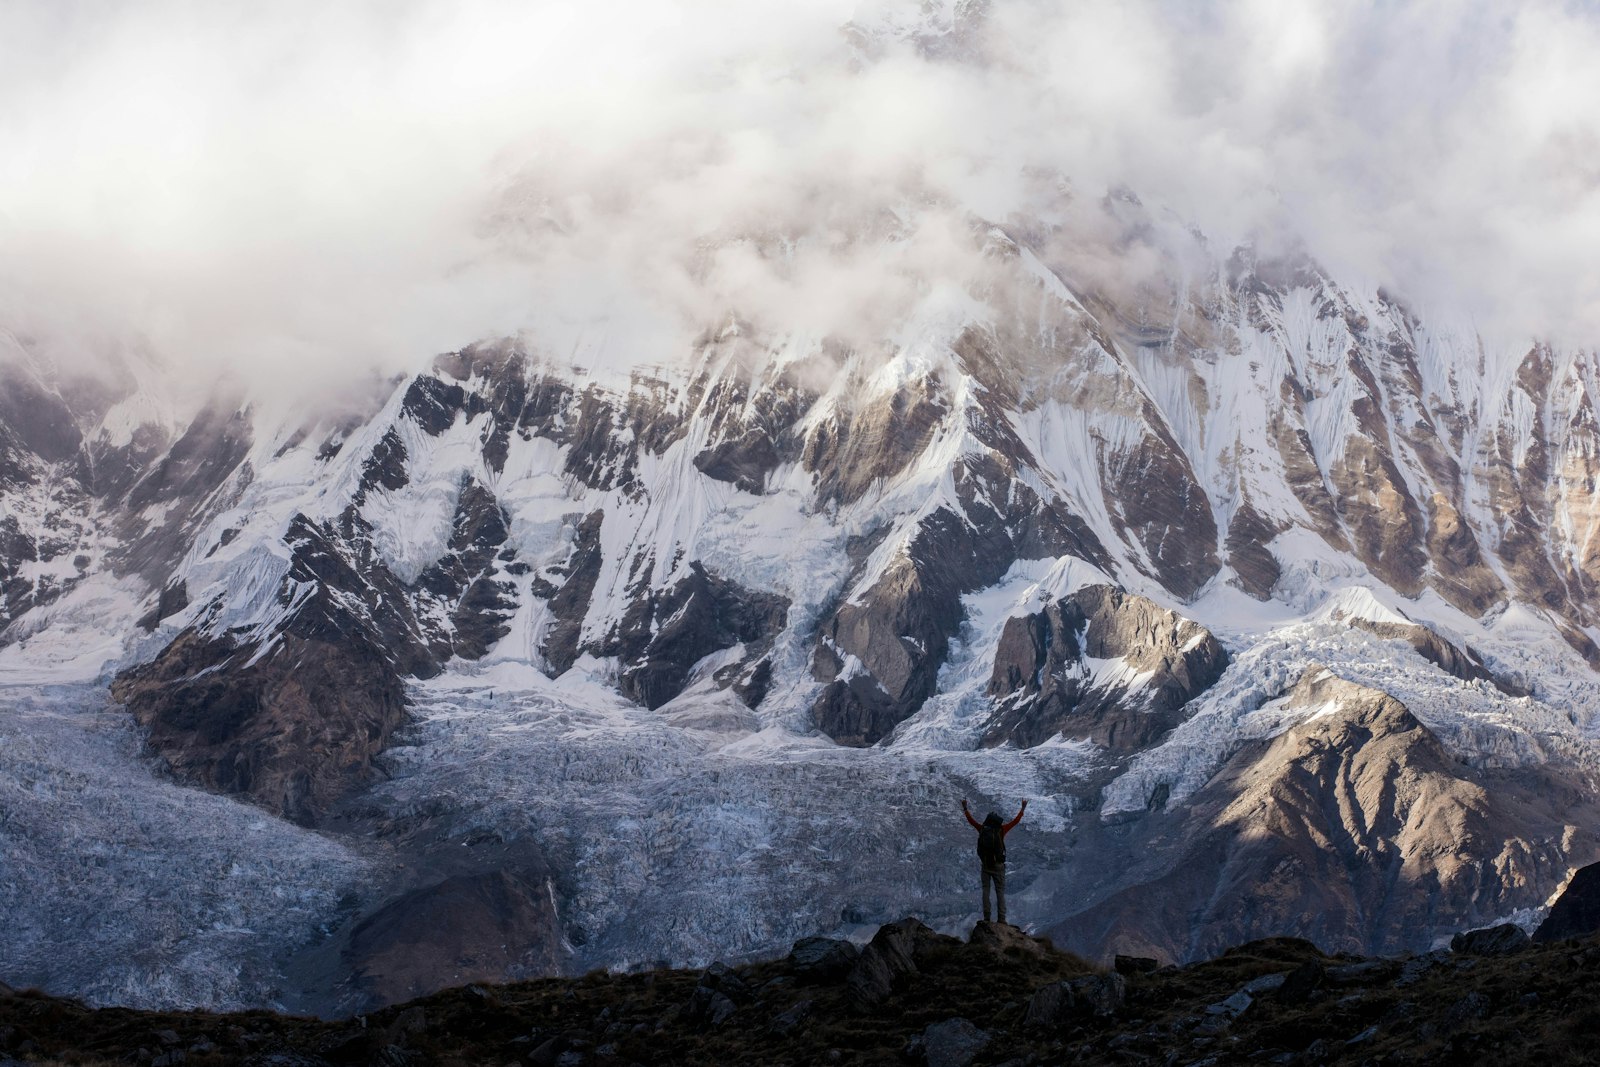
left=0, top=685, right=368, bottom=1010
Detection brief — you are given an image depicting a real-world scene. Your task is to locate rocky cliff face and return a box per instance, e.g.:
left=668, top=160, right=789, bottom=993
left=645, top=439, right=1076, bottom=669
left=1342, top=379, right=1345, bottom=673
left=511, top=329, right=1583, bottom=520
left=15, top=230, right=1600, bottom=780
left=985, top=585, right=1229, bottom=750
left=1058, top=669, right=1596, bottom=963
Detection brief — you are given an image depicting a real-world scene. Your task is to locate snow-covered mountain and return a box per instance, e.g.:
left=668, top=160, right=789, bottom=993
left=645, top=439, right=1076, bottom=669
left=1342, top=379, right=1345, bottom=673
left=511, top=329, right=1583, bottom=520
left=5, top=212, right=1600, bottom=1013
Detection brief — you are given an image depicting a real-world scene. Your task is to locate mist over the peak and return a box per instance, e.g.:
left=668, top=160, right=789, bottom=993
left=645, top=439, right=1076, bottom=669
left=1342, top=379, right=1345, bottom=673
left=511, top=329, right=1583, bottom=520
left=2, top=0, right=1597, bottom=401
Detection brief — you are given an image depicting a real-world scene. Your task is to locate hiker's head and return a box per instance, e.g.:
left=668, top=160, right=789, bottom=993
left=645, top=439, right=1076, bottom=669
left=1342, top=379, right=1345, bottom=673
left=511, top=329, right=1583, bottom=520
left=983, top=812, right=1002, bottom=828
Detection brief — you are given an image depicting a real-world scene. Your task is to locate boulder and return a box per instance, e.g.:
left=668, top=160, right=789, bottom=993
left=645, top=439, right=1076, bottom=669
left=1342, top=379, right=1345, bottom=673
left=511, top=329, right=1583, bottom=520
left=314, top=1027, right=375, bottom=1063
left=969, top=920, right=1050, bottom=958
left=244, top=1054, right=338, bottom=1067
left=1346, top=1025, right=1379, bottom=1046
left=1072, top=973, right=1127, bottom=1017
left=382, top=1007, right=427, bottom=1045
left=1395, top=952, right=1447, bottom=988
left=528, top=1037, right=571, bottom=1067
left=1240, top=972, right=1287, bottom=995
left=686, top=962, right=756, bottom=1028
left=1023, top=984, right=1071, bottom=1029
left=1205, top=990, right=1252, bottom=1019
left=915, top=1017, right=991, bottom=1067
left=694, top=992, right=738, bottom=1028
left=1534, top=861, right=1600, bottom=942
left=1273, top=960, right=1325, bottom=1005
left=788, top=937, right=860, bottom=983
left=846, top=918, right=947, bottom=1006
left=1444, top=991, right=1490, bottom=1027
left=1113, top=955, right=1159, bottom=976
left=769, top=1000, right=814, bottom=1035
left=1450, top=924, right=1530, bottom=956
left=1023, top=972, right=1126, bottom=1028
left=1325, top=959, right=1398, bottom=983
left=698, top=961, right=756, bottom=1002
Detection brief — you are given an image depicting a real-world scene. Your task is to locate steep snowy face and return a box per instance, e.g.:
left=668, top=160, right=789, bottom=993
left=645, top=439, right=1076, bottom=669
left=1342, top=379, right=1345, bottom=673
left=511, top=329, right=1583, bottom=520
left=12, top=224, right=1600, bottom=808
left=1156, top=259, right=1600, bottom=646
left=93, top=229, right=1242, bottom=802
left=0, top=335, right=247, bottom=656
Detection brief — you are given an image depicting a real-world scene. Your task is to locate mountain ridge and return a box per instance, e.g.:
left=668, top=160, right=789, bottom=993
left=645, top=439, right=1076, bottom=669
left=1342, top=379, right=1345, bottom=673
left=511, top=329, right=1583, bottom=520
left=6, top=222, right=1600, bottom=1011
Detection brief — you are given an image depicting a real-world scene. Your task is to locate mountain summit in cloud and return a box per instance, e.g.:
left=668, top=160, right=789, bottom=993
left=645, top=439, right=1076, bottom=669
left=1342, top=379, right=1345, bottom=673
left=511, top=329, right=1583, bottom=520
left=4, top=0, right=1598, bottom=394
left=3, top=0, right=1600, bottom=1019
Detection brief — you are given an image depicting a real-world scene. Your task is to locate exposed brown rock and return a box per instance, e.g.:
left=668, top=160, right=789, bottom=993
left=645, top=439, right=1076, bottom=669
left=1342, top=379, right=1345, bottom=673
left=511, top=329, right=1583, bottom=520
left=111, top=626, right=408, bottom=825
left=688, top=350, right=813, bottom=495
left=114, top=396, right=254, bottom=582
left=1326, top=433, right=1428, bottom=597
left=400, top=374, right=479, bottom=436
left=969, top=920, right=1052, bottom=960
left=135, top=580, right=188, bottom=633
left=694, top=430, right=780, bottom=494
left=1270, top=379, right=1351, bottom=553
left=355, top=428, right=409, bottom=500
left=549, top=374, right=690, bottom=493
left=1225, top=500, right=1283, bottom=600
left=1450, top=924, right=1530, bottom=956
left=1423, top=490, right=1504, bottom=614
left=1533, top=860, right=1600, bottom=942
left=811, top=452, right=1107, bottom=746
left=414, top=480, right=517, bottom=659
left=1481, top=348, right=1571, bottom=613
left=345, top=868, right=565, bottom=1009
left=111, top=510, right=437, bottom=823
left=0, top=514, right=43, bottom=634
left=539, top=510, right=605, bottom=675
left=601, top=562, right=790, bottom=710
left=1103, top=419, right=1221, bottom=599
left=1054, top=668, right=1596, bottom=962
left=803, top=369, right=948, bottom=508
left=985, top=585, right=1229, bottom=750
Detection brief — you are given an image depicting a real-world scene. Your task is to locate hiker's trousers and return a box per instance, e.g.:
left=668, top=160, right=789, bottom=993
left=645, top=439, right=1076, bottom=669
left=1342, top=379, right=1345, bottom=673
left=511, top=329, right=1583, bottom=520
left=981, top=864, right=1006, bottom=924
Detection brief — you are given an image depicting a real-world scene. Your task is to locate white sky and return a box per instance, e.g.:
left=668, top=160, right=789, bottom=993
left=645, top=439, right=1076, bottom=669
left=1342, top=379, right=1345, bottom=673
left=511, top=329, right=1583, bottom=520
left=2, top=0, right=1598, bottom=393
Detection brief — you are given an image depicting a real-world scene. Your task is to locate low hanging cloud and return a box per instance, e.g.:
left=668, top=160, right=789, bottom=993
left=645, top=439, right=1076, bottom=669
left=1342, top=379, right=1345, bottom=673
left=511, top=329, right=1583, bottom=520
left=2, top=0, right=1598, bottom=399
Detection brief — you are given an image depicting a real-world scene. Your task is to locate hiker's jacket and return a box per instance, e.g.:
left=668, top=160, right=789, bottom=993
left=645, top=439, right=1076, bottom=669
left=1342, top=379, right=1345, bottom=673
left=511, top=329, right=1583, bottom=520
left=964, top=808, right=1024, bottom=835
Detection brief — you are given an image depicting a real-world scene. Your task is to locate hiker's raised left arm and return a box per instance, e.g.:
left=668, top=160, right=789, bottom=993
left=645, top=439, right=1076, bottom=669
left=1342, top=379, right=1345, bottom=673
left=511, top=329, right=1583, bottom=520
left=1003, top=799, right=1027, bottom=834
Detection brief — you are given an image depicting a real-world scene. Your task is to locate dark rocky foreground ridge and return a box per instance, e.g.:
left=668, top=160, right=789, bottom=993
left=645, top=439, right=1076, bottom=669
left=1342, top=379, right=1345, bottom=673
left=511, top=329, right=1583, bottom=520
left=7, top=906, right=1600, bottom=1067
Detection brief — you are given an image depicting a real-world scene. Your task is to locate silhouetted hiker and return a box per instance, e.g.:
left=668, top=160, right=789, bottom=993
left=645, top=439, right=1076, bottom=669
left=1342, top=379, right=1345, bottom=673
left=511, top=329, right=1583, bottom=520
left=963, top=798, right=1026, bottom=924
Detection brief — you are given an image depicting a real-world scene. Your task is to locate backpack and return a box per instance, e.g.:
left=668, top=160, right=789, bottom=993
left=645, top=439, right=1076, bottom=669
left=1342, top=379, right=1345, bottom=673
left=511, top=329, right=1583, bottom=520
left=977, top=817, right=1005, bottom=867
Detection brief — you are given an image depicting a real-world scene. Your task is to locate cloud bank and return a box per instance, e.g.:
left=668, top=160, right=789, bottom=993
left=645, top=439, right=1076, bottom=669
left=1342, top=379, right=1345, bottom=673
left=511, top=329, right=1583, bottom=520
left=2, top=0, right=1598, bottom=395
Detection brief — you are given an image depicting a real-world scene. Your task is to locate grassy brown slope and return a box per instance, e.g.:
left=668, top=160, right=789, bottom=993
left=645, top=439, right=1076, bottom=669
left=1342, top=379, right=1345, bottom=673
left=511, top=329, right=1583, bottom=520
left=5, top=926, right=1600, bottom=1066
